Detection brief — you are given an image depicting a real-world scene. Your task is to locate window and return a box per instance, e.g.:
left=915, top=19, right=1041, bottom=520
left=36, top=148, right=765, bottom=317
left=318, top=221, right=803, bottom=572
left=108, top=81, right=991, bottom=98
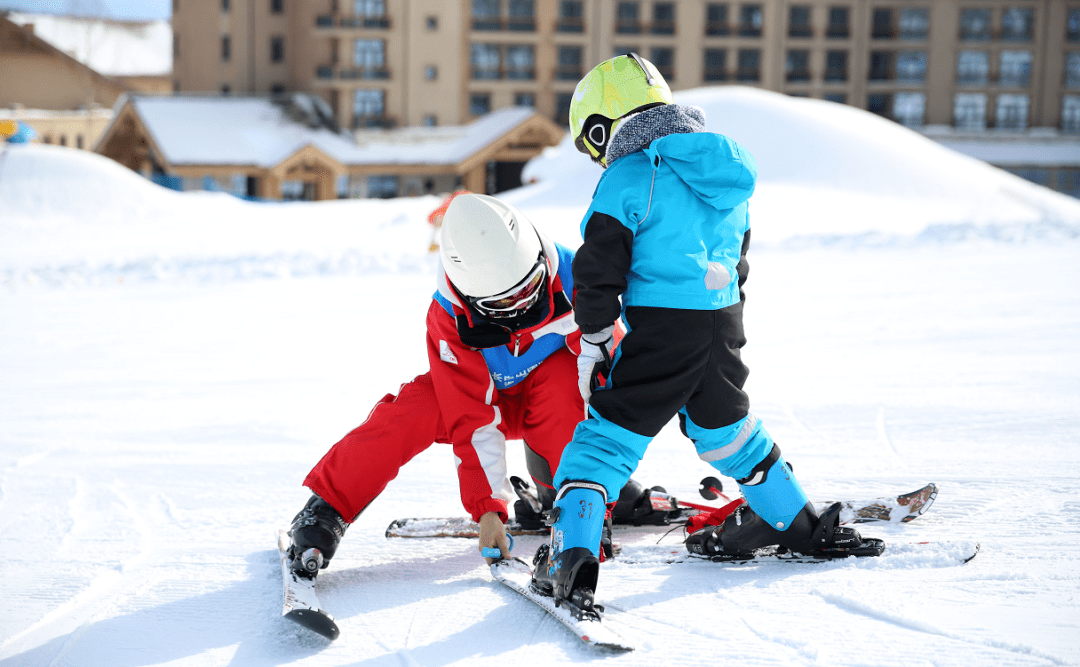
left=651, top=47, right=675, bottom=81
left=996, top=94, right=1029, bottom=129
left=221, top=35, right=231, bottom=61
left=508, top=0, right=535, bottom=31
left=899, top=8, right=928, bottom=40
left=825, top=50, right=847, bottom=81
left=867, top=93, right=891, bottom=116
left=471, top=43, right=501, bottom=79
left=221, top=84, right=231, bottom=94
left=514, top=92, right=535, bottom=107
left=1059, top=168, right=1080, bottom=197
left=827, top=6, right=849, bottom=38
left=76, top=134, right=84, bottom=149
left=1069, top=9, right=1080, bottom=42
left=786, top=50, right=810, bottom=82
left=895, top=51, right=926, bottom=84
left=505, top=45, right=535, bottom=80
left=555, top=92, right=574, bottom=125
left=1067, top=53, right=1080, bottom=88
left=270, top=0, right=283, bottom=14
left=270, top=36, right=285, bottom=63
left=367, top=176, right=398, bottom=199
left=893, top=92, right=925, bottom=127
left=353, top=89, right=385, bottom=127
left=869, top=51, right=893, bottom=80
left=704, top=49, right=727, bottom=81
left=957, top=51, right=989, bottom=85
left=999, top=51, right=1032, bottom=87
left=652, top=2, right=675, bottom=35
left=825, top=93, right=847, bottom=104
left=354, top=39, right=385, bottom=72
left=706, top=3, right=729, bottom=36
left=557, top=1, right=584, bottom=32
left=222, top=0, right=230, bottom=11
left=426, top=16, right=438, bottom=30
left=737, top=48, right=761, bottom=81
left=473, top=0, right=500, bottom=31
left=270, top=84, right=285, bottom=95
left=556, top=46, right=583, bottom=81
left=739, top=4, right=763, bottom=37
left=424, top=65, right=438, bottom=81
left=1063, top=96, right=1080, bottom=132
left=423, top=114, right=438, bottom=127
left=613, top=45, right=638, bottom=58
left=872, top=8, right=894, bottom=39
left=960, top=9, right=991, bottom=41
left=954, top=93, right=987, bottom=129
left=470, top=93, right=491, bottom=116
left=617, top=2, right=640, bottom=34
left=789, top=6, right=811, bottom=38
left=1001, top=7, right=1034, bottom=42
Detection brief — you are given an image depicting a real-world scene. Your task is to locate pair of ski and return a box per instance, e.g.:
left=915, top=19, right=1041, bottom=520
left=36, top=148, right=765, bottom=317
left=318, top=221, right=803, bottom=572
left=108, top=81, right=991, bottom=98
left=278, top=483, right=958, bottom=646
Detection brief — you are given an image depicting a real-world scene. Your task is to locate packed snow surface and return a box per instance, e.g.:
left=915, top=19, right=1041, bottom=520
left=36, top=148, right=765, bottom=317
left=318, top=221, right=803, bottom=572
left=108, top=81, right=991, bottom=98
left=1, top=88, right=1079, bottom=666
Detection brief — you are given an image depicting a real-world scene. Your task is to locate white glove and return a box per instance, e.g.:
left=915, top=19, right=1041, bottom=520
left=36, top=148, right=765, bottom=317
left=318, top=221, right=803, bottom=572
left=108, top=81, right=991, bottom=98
left=577, top=325, right=615, bottom=413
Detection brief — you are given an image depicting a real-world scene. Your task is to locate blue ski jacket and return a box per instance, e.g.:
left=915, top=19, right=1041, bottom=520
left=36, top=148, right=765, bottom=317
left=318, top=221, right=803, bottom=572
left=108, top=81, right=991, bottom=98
left=572, top=130, right=758, bottom=332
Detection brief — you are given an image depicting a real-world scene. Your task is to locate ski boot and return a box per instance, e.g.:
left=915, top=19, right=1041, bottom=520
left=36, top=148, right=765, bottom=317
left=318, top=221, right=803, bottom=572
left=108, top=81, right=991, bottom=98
left=610, top=478, right=681, bottom=526
left=530, top=482, right=607, bottom=620
left=686, top=500, right=870, bottom=559
left=287, top=494, right=349, bottom=578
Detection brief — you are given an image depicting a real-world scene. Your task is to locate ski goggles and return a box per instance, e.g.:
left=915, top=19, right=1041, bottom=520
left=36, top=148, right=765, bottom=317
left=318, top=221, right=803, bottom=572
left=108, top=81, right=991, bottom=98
left=468, top=256, right=548, bottom=318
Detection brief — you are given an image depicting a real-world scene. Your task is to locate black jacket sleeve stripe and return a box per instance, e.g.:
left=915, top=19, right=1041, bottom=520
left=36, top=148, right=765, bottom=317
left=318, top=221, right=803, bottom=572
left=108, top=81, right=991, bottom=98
left=572, top=211, right=634, bottom=333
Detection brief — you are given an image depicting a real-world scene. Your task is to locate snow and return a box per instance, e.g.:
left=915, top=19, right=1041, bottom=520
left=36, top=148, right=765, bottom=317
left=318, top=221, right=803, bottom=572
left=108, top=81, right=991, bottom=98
left=2, top=86, right=1080, bottom=666
left=7, top=12, right=171, bottom=76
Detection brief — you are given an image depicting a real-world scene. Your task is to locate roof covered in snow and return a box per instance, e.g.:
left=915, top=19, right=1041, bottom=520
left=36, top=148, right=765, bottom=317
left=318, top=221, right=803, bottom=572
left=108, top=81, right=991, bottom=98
left=121, top=94, right=546, bottom=169
left=920, top=126, right=1080, bottom=167
left=7, top=12, right=170, bottom=76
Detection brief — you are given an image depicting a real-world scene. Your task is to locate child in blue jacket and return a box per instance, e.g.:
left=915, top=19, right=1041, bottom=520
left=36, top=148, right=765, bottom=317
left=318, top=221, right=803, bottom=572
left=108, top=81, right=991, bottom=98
left=530, top=54, right=875, bottom=614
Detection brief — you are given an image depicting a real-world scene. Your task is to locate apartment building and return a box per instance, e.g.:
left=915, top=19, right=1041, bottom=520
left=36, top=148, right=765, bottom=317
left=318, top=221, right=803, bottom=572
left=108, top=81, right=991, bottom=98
left=172, top=1, right=1080, bottom=192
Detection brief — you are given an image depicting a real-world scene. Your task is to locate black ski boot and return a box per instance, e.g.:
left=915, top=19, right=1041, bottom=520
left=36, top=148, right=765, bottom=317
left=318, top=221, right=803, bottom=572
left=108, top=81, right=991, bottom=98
left=610, top=478, right=680, bottom=526
left=288, top=494, right=349, bottom=578
left=686, top=501, right=872, bottom=559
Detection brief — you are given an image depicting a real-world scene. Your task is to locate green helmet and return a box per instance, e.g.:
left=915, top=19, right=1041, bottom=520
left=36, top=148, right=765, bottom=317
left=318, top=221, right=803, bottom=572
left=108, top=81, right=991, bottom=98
left=569, top=53, right=673, bottom=167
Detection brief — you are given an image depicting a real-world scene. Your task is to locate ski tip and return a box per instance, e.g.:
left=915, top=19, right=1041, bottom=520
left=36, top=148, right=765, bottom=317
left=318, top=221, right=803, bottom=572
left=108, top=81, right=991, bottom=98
left=963, top=542, right=981, bottom=564
left=285, top=608, right=340, bottom=640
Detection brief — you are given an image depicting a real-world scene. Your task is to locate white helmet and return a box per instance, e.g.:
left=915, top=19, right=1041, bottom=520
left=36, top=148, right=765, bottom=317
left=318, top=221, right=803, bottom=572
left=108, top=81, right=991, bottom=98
left=440, top=193, right=544, bottom=301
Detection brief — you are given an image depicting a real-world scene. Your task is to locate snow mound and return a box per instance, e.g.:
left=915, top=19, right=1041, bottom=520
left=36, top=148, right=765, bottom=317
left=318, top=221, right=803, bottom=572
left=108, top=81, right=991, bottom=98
left=511, top=87, right=1080, bottom=245
left=0, top=145, right=437, bottom=284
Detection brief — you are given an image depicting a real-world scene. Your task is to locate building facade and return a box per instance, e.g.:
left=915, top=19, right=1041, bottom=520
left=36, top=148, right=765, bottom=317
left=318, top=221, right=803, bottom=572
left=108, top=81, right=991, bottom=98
left=172, top=0, right=1080, bottom=131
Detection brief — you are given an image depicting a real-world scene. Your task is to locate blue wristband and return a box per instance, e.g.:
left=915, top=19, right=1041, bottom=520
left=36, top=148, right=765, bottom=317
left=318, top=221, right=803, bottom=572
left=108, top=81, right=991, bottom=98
left=481, top=534, right=514, bottom=559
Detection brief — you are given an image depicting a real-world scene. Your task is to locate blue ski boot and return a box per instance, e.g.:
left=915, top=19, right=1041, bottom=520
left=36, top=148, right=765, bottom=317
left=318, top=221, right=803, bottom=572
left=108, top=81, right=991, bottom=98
left=530, top=482, right=608, bottom=619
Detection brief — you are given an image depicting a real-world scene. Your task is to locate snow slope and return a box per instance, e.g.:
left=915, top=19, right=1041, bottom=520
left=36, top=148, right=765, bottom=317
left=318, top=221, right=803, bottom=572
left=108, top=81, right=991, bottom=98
left=2, top=90, right=1079, bottom=666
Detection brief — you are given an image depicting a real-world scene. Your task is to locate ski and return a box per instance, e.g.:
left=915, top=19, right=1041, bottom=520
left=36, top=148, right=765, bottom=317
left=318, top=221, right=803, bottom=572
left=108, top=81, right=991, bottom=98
left=489, top=557, right=635, bottom=651
left=614, top=539, right=979, bottom=567
left=385, top=483, right=939, bottom=538
left=276, top=529, right=340, bottom=640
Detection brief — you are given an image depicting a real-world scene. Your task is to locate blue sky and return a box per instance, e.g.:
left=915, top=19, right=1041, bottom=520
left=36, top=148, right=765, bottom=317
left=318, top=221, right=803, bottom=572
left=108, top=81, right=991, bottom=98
left=0, top=0, right=169, bottom=20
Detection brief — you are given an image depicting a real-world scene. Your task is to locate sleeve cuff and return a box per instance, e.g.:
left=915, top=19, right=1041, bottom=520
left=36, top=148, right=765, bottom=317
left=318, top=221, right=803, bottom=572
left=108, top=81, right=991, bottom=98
left=470, top=498, right=509, bottom=524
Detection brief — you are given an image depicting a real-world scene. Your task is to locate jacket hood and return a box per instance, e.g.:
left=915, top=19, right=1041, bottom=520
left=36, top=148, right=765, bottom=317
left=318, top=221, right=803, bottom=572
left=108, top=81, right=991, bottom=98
left=644, top=132, right=757, bottom=212
left=608, top=103, right=757, bottom=212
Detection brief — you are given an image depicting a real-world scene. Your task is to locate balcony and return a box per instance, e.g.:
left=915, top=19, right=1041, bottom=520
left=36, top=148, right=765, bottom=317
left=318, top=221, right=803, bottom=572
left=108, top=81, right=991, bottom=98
left=736, top=68, right=761, bottom=82
left=824, top=67, right=848, bottom=82
left=470, top=68, right=536, bottom=81
left=705, top=21, right=730, bottom=36
left=555, top=17, right=584, bottom=33
left=651, top=20, right=676, bottom=35
left=788, top=25, right=813, bottom=38
left=315, top=14, right=391, bottom=29
left=554, top=66, right=583, bottom=82
left=872, top=26, right=897, bottom=40
left=317, top=66, right=391, bottom=81
left=786, top=68, right=811, bottom=83
left=703, top=68, right=729, bottom=82
left=737, top=23, right=762, bottom=38
left=473, top=17, right=536, bottom=32
left=826, top=25, right=850, bottom=39
left=616, top=20, right=642, bottom=34
left=352, top=115, right=397, bottom=130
